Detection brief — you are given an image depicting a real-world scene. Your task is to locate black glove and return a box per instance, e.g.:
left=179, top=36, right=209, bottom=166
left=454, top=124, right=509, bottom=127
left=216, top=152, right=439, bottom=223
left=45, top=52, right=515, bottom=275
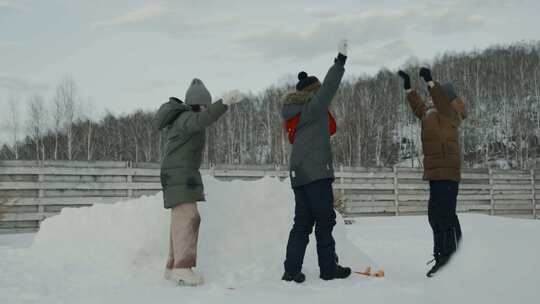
left=419, top=67, right=432, bottom=82
left=334, top=53, right=347, bottom=66
left=398, top=71, right=411, bottom=90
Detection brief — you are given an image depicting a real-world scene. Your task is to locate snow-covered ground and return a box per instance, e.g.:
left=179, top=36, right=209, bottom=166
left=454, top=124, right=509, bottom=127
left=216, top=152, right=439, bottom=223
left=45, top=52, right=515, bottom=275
left=1, top=176, right=538, bottom=304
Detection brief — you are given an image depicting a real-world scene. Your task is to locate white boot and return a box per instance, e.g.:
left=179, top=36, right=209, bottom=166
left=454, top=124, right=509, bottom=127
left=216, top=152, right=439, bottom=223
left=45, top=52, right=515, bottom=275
left=164, top=268, right=204, bottom=286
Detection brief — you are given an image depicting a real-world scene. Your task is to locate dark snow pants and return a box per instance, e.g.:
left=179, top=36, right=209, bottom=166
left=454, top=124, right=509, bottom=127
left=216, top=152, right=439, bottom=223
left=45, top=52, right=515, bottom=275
left=428, top=180, right=462, bottom=256
left=284, top=178, right=338, bottom=275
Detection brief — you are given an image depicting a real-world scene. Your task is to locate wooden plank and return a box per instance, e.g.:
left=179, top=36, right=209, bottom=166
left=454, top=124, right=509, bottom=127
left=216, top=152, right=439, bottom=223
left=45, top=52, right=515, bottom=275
left=0, top=160, right=129, bottom=168
left=494, top=210, right=534, bottom=216
left=336, top=171, right=395, bottom=179
left=493, top=194, right=533, bottom=200
left=207, top=169, right=288, bottom=178
left=346, top=200, right=396, bottom=208
left=489, top=168, right=495, bottom=216
left=346, top=194, right=396, bottom=201
left=398, top=194, right=429, bottom=201
left=398, top=194, right=492, bottom=201
left=133, top=176, right=160, bottom=183
left=397, top=184, right=429, bottom=190
left=533, top=169, right=537, bottom=219
left=492, top=174, right=532, bottom=180
left=0, top=228, right=38, bottom=234
left=457, top=205, right=491, bottom=211
left=492, top=169, right=529, bottom=175
left=494, top=203, right=534, bottom=210
left=44, top=189, right=129, bottom=197
left=395, top=173, right=423, bottom=179
left=0, top=175, right=38, bottom=182
left=461, top=173, right=490, bottom=179
left=492, top=184, right=532, bottom=190
left=1, top=212, right=58, bottom=221
left=3, top=205, right=38, bottom=213
left=0, top=167, right=160, bottom=176
left=458, top=200, right=492, bottom=206
left=0, top=182, right=162, bottom=191
left=344, top=206, right=397, bottom=213
left=0, top=160, right=42, bottom=167
left=12, top=197, right=130, bottom=206
left=334, top=183, right=395, bottom=190
left=398, top=183, right=491, bottom=191
left=393, top=165, right=399, bottom=216
left=132, top=190, right=161, bottom=197
left=44, top=205, right=91, bottom=213
left=397, top=206, right=428, bottom=213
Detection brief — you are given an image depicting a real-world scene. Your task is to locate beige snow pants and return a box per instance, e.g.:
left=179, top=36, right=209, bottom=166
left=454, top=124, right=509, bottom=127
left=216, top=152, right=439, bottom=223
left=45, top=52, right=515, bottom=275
left=166, top=202, right=201, bottom=269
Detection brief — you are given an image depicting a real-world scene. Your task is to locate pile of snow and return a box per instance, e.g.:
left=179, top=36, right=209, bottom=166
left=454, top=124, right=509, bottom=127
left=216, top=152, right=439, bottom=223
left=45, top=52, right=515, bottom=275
left=30, top=176, right=373, bottom=286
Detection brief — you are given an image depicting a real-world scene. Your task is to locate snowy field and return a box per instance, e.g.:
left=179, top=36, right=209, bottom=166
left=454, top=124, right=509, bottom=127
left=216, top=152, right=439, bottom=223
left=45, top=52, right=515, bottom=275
left=1, top=176, right=539, bottom=304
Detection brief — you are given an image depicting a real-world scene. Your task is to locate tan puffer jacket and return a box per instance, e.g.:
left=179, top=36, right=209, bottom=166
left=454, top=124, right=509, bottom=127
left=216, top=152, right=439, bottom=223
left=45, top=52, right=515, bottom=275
left=407, top=83, right=467, bottom=181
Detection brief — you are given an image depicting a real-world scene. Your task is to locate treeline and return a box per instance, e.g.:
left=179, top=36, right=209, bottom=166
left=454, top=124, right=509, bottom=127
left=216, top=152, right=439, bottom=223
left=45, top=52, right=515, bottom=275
left=2, top=41, right=540, bottom=169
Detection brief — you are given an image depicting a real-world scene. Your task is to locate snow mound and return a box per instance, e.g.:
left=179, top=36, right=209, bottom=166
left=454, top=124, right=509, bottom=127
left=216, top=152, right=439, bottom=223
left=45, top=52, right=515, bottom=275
left=31, top=176, right=373, bottom=286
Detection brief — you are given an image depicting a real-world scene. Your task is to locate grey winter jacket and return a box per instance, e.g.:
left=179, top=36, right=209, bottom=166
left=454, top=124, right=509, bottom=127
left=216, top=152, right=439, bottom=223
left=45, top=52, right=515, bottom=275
left=154, top=97, right=228, bottom=209
left=281, top=63, right=345, bottom=188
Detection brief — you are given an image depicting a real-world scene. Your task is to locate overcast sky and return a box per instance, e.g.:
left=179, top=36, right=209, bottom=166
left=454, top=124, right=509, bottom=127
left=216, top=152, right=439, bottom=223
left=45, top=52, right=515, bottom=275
left=1, top=0, right=540, bottom=143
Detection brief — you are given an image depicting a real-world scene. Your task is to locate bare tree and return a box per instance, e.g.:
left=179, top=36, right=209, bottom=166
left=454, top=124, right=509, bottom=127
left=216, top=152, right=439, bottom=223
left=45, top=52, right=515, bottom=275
left=55, top=77, right=78, bottom=161
left=27, top=94, right=47, bottom=161
left=7, top=95, right=21, bottom=160
left=51, top=88, right=63, bottom=160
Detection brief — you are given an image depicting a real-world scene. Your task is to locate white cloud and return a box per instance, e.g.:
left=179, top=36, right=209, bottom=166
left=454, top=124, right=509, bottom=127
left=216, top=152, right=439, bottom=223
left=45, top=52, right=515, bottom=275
left=0, top=41, right=17, bottom=49
left=349, top=40, right=415, bottom=67
left=425, top=8, right=487, bottom=34
left=0, top=0, right=18, bottom=8
left=0, top=0, right=30, bottom=10
left=0, top=76, right=50, bottom=92
left=233, top=9, right=418, bottom=59
left=92, top=2, right=168, bottom=28
left=305, top=8, right=340, bottom=19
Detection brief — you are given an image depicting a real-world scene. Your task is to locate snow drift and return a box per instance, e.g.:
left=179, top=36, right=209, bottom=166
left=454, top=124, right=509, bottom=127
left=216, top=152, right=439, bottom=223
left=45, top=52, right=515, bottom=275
left=30, top=176, right=373, bottom=286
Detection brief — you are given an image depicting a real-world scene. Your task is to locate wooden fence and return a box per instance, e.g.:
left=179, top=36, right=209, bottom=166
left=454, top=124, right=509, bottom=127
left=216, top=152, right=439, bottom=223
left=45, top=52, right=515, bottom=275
left=0, top=161, right=538, bottom=233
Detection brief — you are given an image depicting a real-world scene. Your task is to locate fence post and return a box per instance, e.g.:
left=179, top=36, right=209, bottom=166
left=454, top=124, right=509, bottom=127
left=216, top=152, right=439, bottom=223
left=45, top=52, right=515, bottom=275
left=393, top=165, right=399, bottom=216
left=340, top=165, right=345, bottom=198
left=127, top=161, right=133, bottom=198
left=210, top=164, right=215, bottom=177
left=532, top=169, right=536, bottom=219
left=275, top=164, right=281, bottom=179
left=37, top=172, right=45, bottom=224
left=489, top=168, right=495, bottom=216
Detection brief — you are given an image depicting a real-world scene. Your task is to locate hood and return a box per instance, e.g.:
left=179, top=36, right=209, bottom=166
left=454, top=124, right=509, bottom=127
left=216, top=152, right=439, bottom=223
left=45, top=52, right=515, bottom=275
left=442, top=82, right=458, bottom=102
left=281, top=90, right=316, bottom=120
left=441, top=82, right=466, bottom=120
left=154, top=97, right=192, bottom=130
left=451, top=97, right=467, bottom=120
left=185, top=78, right=212, bottom=106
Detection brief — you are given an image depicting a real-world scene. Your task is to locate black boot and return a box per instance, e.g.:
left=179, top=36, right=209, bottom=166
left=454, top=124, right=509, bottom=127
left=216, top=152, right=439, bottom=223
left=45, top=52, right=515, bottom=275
left=282, top=271, right=306, bottom=283
left=320, top=265, right=352, bottom=281
left=426, top=254, right=450, bottom=278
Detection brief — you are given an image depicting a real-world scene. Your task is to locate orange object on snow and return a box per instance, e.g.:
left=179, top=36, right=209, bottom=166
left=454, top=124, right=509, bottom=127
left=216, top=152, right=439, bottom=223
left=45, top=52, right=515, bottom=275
left=354, top=266, right=385, bottom=278
left=355, top=266, right=372, bottom=276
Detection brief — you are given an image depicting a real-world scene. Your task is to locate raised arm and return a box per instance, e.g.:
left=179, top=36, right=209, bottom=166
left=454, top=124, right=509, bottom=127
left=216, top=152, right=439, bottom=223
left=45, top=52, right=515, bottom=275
left=398, top=70, right=427, bottom=119
left=419, top=68, right=453, bottom=118
left=172, top=100, right=228, bottom=134
left=428, top=82, right=454, bottom=118
left=304, top=39, right=348, bottom=117
left=407, top=90, right=428, bottom=119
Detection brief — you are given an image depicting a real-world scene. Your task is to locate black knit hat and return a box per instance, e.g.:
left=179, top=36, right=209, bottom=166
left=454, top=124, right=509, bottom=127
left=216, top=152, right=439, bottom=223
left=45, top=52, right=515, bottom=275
left=296, top=71, right=320, bottom=91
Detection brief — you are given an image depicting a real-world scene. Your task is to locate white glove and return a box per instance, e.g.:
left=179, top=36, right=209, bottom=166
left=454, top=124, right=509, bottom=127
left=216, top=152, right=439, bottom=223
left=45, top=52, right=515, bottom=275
left=338, top=38, right=348, bottom=56
left=221, top=90, right=247, bottom=106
